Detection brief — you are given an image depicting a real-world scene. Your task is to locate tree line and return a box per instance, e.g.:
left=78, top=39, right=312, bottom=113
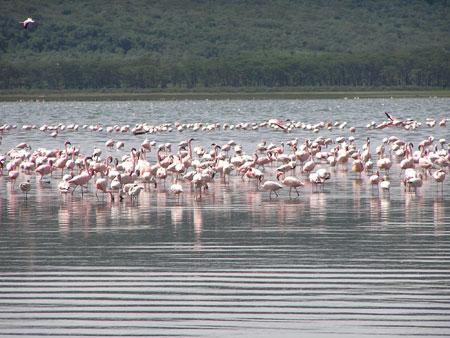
left=1, top=49, right=449, bottom=90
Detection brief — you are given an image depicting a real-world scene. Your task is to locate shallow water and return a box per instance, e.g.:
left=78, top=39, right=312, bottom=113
left=0, top=98, right=449, bottom=337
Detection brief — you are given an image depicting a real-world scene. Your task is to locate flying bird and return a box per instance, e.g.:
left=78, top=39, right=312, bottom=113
left=19, top=17, right=35, bottom=29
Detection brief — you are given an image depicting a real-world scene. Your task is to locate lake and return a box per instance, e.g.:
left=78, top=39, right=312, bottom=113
left=0, top=98, right=449, bottom=337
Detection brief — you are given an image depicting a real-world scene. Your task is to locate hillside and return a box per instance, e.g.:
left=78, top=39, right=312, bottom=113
left=1, top=0, right=449, bottom=90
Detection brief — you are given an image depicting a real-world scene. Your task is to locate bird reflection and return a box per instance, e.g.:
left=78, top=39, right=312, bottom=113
left=433, top=198, right=445, bottom=235
left=282, top=201, right=304, bottom=224
left=193, top=207, right=203, bottom=250
left=58, top=206, right=71, bottom=236
left=309, top=193, right=327, bottom=222
left=369, top=197, right=381, bottom=222
left=171, top=205, right=183, bottom=225
left=352, top=179, right=363, bottom=216
left=95, top=205, right=108, bottom=231
left=193, top=207, right=203, bottom=236
left=380, top=197, right=391, bottom=225
left=156, top=191, right=167, bottom=214
left=7, top=185, right=18, bottom=218
left=404, top=192, right=425, bottom=226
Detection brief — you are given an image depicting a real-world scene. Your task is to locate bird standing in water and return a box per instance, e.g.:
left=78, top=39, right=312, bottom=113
left=19, top=180, right=31, bottom=199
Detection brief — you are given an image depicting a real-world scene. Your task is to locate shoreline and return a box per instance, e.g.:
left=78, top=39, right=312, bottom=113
left=1, top=89, right=449, bottom=101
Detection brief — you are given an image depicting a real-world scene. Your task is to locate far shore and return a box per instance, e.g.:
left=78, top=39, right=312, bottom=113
left=1, top=89, right=449, bottom=101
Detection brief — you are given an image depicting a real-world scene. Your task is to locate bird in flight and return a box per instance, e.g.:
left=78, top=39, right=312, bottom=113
left=19, top=17, right=35, bottom=29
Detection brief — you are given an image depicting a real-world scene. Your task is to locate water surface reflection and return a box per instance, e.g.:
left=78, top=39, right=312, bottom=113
left=0, top=99, right=450, bottom=337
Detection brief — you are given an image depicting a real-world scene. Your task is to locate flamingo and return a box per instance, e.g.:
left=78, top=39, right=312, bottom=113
left=399, top=143, right=415, bottom=172
left=95, top=175, right=114, bottom=202
left=380, top=176, right=391, bottom=193
left=302, top=156, right=316, bottom=174
left=128, top=184, right=144, bottom=202
left=54, top=141, right=71, bottom=176
left=169, top=179, right=183, bottom=201
left=105, top=139, right=115, bottom=149
left=8, top=169, right=19, bottom=188
left=58, top=174, right=73, bottom=194
left=309, top=172, right=324, bottom=192
left=68, top=168, right=94, bottom=196
left=246, top=167, right=264, bottom=188
left=404, top=174, right=423, bottom=193
left=351, top=155, right=364, bottom=175
left=35, top=160, right=53, bottom=181
left=215, top=158, right=234, bottom=183
left=261, top=180, right=283, bottom=198
left=192, top=170, right=205, bottom=200
left=277, top=171, right=304, bottom=197
left=385, top=112, right=404, bottom=127
left=19, top=180, right=31, bottom=198
left=19, top=17, right=35, bottom=29
left=377, top=146, right=392, bottom=175
left=68, top=157, right=93, bottom=196
left=432, top=169, right=446, bottom=191
left=316, top=168, right=331, bottom=183
left=369, top=170, right=380, bottom=192
left=110, top=173, right=123, bottom=194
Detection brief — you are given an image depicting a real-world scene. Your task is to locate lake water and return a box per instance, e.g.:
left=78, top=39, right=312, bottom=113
left=0, top=98, right=449, bottom=337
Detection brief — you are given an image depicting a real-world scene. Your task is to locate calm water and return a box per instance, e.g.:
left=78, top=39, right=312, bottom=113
left=0, top=98, right=449, bottom=337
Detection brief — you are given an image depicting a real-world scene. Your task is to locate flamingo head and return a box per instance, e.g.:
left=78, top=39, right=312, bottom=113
left=276, top=171, right=284, bottom=181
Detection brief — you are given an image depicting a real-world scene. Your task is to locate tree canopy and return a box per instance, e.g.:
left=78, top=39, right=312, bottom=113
left=1, top=0, right=449, bottom=90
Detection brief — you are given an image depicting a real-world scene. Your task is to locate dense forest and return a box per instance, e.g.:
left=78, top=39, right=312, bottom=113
left=1, top=0, right=449, bottom=90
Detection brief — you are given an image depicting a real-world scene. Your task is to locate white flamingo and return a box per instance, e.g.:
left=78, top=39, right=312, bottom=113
left=19, top=17, right=35, bottom=29
left=261, top=180, right=283, bottom=198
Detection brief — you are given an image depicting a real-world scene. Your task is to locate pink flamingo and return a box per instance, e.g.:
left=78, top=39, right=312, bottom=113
left=19, top=17, right=35, bottom=29
left=277, top=171, right=304, bottom=197
left=245, top=167, right=264, bottom=188
left=432, top=169, right=446, bottom=191
left=95, top=175, right=114, bottom=202
left=181, top=138, right=195, bottom=169
left=351, top=154, right=364, bottom=175
left=369, top=170, right=380, bottom=192
left=54, top=141, right=71, bottom=176
left=68, top=157, right=93, bottom=196
left=8, top=169, right=19, bottom=188
left=169, top=179, right=183, bottom=202
left=35, top=159, right=53, bottom=181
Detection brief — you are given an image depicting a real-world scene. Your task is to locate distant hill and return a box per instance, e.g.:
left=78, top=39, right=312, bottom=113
left=1, top=0, right=449, bottom=90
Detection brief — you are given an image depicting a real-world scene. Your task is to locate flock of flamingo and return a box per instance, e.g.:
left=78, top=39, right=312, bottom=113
left=0, top=113, right=448, bottom=204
